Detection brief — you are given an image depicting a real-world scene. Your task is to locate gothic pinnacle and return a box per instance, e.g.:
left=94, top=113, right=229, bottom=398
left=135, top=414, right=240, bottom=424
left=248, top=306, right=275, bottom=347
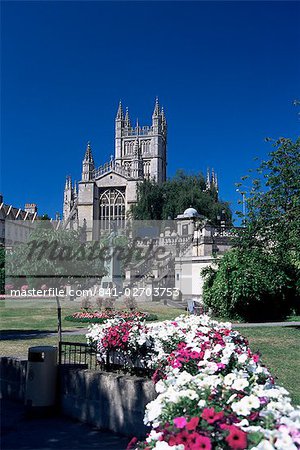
left=161, top=106, right=167, bottom=124
left=84, top=141, right=94, bottom=163
left=116, top=100, right=124, bottom=120
left=125, top=107, right=131, bottom=127
left=152, top=96, right=160, bottom=117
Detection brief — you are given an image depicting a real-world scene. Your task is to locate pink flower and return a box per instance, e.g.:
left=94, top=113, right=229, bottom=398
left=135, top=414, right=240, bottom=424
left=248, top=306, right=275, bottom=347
left=225, top=425, right=247, bottom=449
left=186, top=416, right=200, bottom=431
left=173, top=416, right=187, bottom=428
left=189, top=433, right=212, bottom=450
left=201, top=407, right=224, bottom=424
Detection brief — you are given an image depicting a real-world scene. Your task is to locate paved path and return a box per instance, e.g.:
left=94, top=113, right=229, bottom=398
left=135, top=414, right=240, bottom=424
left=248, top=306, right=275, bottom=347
left=233, top=321, right=300, bottom=328
left=0, top=329, right=87, bottom=341
left=1, top=399, right=130, bottom=450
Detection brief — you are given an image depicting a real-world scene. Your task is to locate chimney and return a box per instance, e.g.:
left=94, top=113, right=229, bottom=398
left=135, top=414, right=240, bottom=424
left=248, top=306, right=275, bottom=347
left=24, top=203, right=37, bottom=214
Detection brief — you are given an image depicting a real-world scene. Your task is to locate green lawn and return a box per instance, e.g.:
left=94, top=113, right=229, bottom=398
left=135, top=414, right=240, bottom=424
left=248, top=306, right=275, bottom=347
left=235, top=325, right=300, bottom=406
left=1, top=302, right=299, bottom=405
left=0, top=299, right=183, bottom=331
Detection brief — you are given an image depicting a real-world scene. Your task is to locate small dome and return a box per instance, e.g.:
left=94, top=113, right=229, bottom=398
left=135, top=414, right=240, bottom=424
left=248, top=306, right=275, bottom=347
left=183, top=207, right=199, bottom=218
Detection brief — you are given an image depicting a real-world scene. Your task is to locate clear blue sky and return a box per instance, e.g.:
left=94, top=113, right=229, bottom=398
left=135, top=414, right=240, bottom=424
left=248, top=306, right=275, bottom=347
left=1, top=1, right=299, bottom=222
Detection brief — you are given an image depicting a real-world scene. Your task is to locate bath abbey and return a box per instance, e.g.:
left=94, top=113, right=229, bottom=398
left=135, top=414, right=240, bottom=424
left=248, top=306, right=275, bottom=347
left=61, top=99, right=228, bottom=300
left=62, top=98, right=219, bottom=239
left=63, top=99, right=168, bottom=240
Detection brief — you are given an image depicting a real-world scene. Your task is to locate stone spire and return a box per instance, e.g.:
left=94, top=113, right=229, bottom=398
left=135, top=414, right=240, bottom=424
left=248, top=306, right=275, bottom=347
left=83, top=141, right=94, bottom=163
left=124, top=107, right=131, bottom=128
left=152, top=97, right=160, bottom=118
left=161, top=107, right=166, bottom=124
left=116, top=100, right=124, bottom=120
left=136, top=118, right=140, bottom=134
left=82, top=142, right=95, bottom=181
left=214, top=172, right=218, bottom=191
left=206, top=168, right=211, bottom=190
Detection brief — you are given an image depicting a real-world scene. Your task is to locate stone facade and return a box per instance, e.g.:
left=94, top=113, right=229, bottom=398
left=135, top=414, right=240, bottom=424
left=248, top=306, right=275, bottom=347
left=0, top=195, right=37, bottom=247
left=63, top=99, right=167, bottom=240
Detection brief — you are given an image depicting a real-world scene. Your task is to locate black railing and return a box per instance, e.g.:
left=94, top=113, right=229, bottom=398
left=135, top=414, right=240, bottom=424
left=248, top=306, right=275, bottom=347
left=59, top=341, right=98, bottom=370
left=59, top=341, right=154, bottom=377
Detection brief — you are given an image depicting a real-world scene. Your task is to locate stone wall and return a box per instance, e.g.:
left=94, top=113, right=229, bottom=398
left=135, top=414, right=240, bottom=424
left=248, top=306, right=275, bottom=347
left=59, top=366, right=156, bottom=437
left=0, top=357, right=27, bottom=402
left=0, top=357, right=156, bottom=438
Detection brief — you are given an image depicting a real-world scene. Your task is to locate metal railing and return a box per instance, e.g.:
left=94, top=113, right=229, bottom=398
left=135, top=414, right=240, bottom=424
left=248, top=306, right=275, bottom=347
left=59, top=341, right=154, bottom=377
left=59, top=341, right=98, bottom=369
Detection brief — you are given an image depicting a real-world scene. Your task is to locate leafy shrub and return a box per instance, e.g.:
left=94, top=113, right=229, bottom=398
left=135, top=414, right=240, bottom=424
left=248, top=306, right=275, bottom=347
left=81, top=296, right=92, bottom=310
left=95, top=296, right=103, bottom=310
left=202, top=248, right=297, bottom=321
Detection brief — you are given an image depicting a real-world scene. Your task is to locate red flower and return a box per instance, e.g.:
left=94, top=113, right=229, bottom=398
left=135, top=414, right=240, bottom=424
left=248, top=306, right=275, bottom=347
left=225, top=426, right=247, bottom=449
left=201, top=407, right=224, bottom=424
left=186, top=416, right=200, bottom=431
left=126, top=436, right=138, bottom=450
left=189, top=433, right=212, bottom=450
left=252, top=354, right=260, bottom=363
left=176, top=430, right=190, bottom=445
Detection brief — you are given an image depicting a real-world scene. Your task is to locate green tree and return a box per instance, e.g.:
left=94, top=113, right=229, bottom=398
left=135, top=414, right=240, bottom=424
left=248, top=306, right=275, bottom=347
left=131, top=170, right=232, bottom=225
left=236, top=137, right=300, bottom=260
left=202, top=248, right=294, bottom=321
left=6, top=223, right=107, bottom=290
left=203, top=137, right=300, bottom=320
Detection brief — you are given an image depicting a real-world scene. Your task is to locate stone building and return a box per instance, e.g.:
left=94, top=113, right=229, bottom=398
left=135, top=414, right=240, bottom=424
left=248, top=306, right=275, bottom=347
left=0, top=195, right=37, bottom=247
left=63, top=99, right=167, bottom=240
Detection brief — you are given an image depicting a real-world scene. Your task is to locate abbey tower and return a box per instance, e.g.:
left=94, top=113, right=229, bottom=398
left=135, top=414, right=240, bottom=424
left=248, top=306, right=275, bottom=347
left=63, top=98, right=167, bottom=239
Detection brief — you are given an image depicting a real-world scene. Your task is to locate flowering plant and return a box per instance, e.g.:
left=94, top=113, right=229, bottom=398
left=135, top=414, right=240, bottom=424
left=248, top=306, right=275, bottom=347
left=66, top=309, right=156, bottom=324
left=87, top=315, right=300, bottom=449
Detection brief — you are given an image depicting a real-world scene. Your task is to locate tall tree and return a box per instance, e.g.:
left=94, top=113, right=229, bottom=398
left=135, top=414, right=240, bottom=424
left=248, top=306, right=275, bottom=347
left=203, top=137, right=300, bottom=320
left=235, top=137, right=300, bottom=264
left=131, top=170, right=232, bottom=226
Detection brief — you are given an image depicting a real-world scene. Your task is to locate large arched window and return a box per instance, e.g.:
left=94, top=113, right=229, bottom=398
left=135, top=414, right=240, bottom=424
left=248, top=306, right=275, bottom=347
left=99, top=188, right=126, bottom=230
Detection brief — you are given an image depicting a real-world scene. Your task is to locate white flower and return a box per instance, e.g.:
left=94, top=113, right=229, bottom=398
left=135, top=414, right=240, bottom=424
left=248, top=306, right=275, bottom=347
left=252, top=440, right=275, bottom=450
left=154, top=441, right=184, bottom=449
left=232, top=399, right=251, bottom=416
left=238, top=353, right=248, bottom=364
left=227, top=393, right=237, bottom=404
left=155, top=380, right=166, bottom=394
left=243, top=394, right=260, bottom=409
left=232, top=377, right=249, bottom=391
left=146, top=430, right=163, bottom=443
left=274, top=432, right=298, bottom=450
left=178, top=389, right=199, bottom=400
left=198, top=399, right=206, bottom=408
left=224, top=373, right=236, bottom=386
left=144, top=398, right=163, bottom=424
left=236, top=419, right=249, bottom=427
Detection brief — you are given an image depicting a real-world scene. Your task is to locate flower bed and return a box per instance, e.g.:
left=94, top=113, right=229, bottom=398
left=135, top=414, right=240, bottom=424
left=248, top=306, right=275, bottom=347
left=65, top=309, right=158, bottom=324
left=87, top=315, right=300, bottom=450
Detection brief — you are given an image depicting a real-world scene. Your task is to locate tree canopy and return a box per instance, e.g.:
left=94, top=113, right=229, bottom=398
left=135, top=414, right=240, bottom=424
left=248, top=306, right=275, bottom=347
left=131, top=170, right=232, bottom=226
left=203, top=137, right=300, bottom=321
left=5, top=222, right=107, bottom=290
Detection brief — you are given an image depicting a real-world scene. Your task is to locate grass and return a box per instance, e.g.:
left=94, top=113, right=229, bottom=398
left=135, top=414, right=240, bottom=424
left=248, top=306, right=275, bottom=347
left=235, top=325, right=300, bottom=405
left=0, top=299, right=183, bottom=331
left=0, top=334, right=84, bottom=359
left=1, top=301, right=299, bottom=405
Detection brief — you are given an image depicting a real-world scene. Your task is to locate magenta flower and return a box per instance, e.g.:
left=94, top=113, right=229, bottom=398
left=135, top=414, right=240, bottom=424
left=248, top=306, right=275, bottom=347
left=173, top=416, right=187, bottom=428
